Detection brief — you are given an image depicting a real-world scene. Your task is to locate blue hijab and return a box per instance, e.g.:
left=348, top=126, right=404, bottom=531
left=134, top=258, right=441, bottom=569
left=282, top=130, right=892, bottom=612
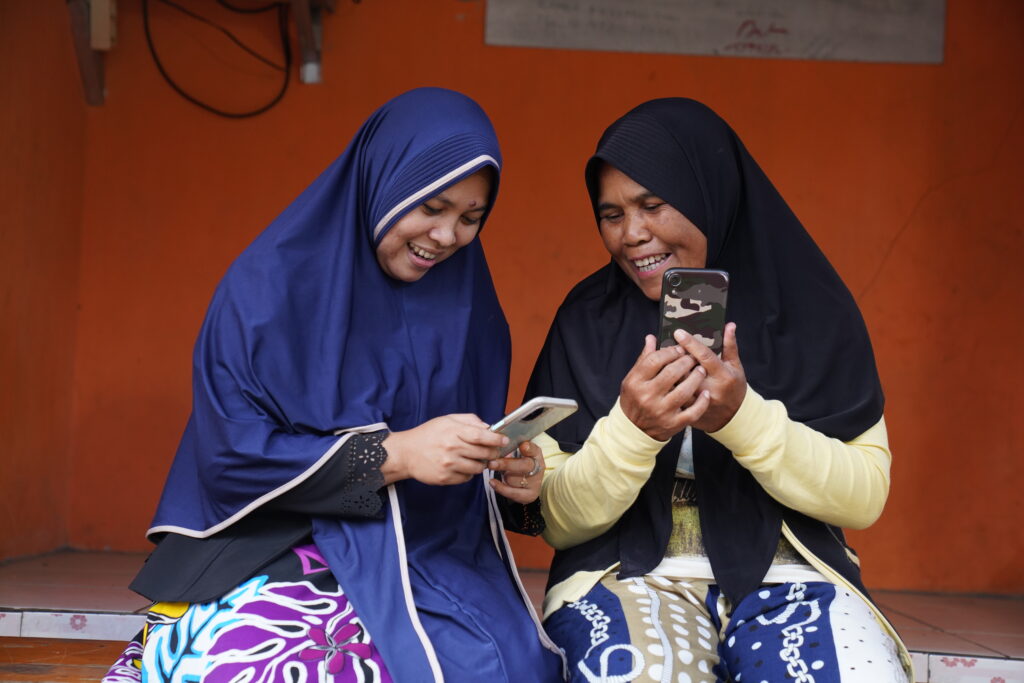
left=149, top=87, right=509, bottom=538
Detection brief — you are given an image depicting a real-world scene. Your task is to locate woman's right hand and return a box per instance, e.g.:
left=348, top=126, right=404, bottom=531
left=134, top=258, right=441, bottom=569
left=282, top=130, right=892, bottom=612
left=380, top=414, right=509, bottom=486
left=619, top=334, right=710, bottom=441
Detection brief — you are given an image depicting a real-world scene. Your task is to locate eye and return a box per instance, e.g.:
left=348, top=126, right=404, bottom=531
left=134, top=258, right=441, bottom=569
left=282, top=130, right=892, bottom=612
left=643, top=202, right=665, bottom=212
left=460, top=215, right=482, bottom=226
left=421, top=204, right=443, bottom=216
left=599, top=211, right=622, bottom=222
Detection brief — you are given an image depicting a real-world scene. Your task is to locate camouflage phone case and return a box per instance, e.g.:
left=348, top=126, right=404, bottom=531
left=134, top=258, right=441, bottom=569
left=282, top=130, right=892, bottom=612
left=657, top=268, right=729, bottom=354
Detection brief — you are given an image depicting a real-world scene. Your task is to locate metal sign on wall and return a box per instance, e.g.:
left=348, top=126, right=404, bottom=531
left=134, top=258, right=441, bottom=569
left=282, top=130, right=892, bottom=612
left=485, top=0, right=946, bottom=64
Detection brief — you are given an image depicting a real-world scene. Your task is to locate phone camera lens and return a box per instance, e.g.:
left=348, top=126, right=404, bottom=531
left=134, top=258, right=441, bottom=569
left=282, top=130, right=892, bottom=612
left=668, top=274, right=682, bottom=288
left=523, top=408, right=544, bottom=422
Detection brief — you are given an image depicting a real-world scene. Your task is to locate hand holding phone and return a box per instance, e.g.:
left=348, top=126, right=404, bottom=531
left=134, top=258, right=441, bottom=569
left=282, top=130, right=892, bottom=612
left=490, top=396, right=578, bottom=457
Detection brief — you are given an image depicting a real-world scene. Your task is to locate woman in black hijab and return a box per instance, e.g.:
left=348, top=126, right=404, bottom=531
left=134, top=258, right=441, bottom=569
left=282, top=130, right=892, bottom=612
left=527, top=99, right=912, bottom=682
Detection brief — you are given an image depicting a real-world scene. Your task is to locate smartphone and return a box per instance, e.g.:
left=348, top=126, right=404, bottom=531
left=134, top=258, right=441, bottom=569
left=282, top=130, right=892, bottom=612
left=657, top=268, right=729, bottom=355
left=490, top=396, right=579, bottom=457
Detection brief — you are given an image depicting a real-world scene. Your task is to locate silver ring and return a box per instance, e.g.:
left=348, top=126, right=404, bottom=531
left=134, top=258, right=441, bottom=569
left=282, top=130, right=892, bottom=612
left=525, top=456, right=542, bottom=477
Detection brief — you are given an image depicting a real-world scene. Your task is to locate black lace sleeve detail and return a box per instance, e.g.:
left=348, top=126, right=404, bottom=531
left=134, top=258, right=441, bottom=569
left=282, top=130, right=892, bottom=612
left=498, top=495, right=545, bottom=536
left=334, top=430, right=389, bottom=517
left=269, top=430, right=388, bottom=518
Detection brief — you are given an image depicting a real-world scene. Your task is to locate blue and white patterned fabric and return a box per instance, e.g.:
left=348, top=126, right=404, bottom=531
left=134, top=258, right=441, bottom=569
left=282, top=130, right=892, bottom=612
left=545, top=575, right=907, bottom=682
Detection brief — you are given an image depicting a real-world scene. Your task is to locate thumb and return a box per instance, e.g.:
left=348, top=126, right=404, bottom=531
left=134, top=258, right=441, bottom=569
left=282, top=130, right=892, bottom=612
left=722, top=322, right=741, bottom=366
left=638, top=334, right=657, bottom=359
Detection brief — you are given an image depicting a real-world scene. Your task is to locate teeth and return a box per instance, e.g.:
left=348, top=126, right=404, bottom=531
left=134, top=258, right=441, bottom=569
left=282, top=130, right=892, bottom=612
left=408, top=243, right=437, bottom=260
left=632, top=254, right=667, bottom=272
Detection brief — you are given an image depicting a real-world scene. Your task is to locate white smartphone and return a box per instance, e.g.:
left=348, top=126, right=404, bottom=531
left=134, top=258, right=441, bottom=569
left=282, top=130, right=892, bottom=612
left=490, top=396, right=578, bottom=458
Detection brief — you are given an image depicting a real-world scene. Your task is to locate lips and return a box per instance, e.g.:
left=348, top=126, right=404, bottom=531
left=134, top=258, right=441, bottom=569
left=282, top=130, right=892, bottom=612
left=408, top=243, right=437, bottom=261
left=406, top=242, right=443, bottom=268
left=631, top=253, right=669, bottom=273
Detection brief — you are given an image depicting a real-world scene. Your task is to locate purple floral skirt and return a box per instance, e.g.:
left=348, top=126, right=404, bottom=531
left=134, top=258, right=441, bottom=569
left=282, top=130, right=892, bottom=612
left=103, top=543, right=392, bottom=682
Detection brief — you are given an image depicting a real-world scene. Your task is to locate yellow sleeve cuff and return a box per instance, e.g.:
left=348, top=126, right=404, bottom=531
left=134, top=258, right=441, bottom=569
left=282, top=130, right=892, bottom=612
left=604, top=398, right=671, bottom=457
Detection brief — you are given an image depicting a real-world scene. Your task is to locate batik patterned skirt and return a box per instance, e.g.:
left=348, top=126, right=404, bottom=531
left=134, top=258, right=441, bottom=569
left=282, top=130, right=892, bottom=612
left=544, top=574, right=910, bottom=683
left=103, top=544, right=391, bottom=683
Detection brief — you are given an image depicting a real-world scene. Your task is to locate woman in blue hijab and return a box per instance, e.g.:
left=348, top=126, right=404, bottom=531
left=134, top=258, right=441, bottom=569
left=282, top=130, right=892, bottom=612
left=103, top=88, right=565, bottom=683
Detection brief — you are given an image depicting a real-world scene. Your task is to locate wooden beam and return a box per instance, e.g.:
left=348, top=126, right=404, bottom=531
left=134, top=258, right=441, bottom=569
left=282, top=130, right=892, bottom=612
left=66, top=0, right=105, bottom=106
left=90, top=0, right=117, bottom=51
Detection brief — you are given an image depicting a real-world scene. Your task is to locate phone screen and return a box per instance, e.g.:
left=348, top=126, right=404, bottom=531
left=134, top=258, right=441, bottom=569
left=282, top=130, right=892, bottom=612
left=658, top=268, right=729, bottom=355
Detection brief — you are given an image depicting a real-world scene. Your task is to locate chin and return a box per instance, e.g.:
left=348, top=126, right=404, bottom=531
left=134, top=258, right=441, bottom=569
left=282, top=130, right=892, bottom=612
left=629, top=280, right=661, bottom=301
left=633, top=278, right=660, bottom=301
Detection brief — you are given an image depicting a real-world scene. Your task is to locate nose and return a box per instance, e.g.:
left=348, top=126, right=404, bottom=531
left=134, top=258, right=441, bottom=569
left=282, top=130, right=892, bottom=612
left=428, top=221, right=458, bottom=248
left=622, top=209, right=652, bottom=245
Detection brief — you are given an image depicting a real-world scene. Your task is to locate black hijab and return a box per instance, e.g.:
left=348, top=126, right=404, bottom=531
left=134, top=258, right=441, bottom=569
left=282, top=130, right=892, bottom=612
left=526, top=98, right=884, bottom=603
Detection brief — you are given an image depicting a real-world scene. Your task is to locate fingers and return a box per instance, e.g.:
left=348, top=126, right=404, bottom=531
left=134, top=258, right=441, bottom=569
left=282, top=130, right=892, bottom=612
left=438, top=449, right=491, bottom=478
left=448, top=413, right=491, bottom=429
left=644, top=365, right=708, bottom=435
left=623, top=349, right=698, bottom=408
left=409, top=452, right=488, bottom=487
left=489, top=476, right=539, bottom=504
left=680, top=389, right=712, bottom=422
left=488, top=441, right=543, bottom=503
left=519, top=440, right=543, bottom=461
left=630, top=341, right=690, bottom=383
left=448, top=414, right=509, bottom=454
left=447, top=464, right=489, bottom=483
left=459, top=426, right=509, bottom=452
left=487, top=438, right=544, bottom=471
left=638, top=334, right=657, bottom=359
left=664, top=362, right=706, bottom=407
left=673, top=328, right=721, bottom=371
left=653, top=350, right=699, bottom=388
left=487, top=447, right=543, bottom=475
left=444, top=415, right=508, bottom=457
left=635, top=334, right=671, bottom=373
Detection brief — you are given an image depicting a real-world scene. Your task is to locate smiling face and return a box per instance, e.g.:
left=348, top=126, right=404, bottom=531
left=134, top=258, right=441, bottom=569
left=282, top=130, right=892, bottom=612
left=596, top=163, right=708, bottom=301
left=376, top=169, right=492, bottom=283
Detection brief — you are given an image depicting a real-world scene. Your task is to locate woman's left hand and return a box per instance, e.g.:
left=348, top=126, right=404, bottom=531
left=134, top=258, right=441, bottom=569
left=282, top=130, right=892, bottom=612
left=674, top=322, right=747, bottom=433
left=487, top=440, right=545, bottom=504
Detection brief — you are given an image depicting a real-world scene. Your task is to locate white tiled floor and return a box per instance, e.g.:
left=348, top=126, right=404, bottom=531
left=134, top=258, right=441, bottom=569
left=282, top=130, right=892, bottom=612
left=1, top=552, right=1021, bottom=681
left=872, top=590, right=1024, bottom=682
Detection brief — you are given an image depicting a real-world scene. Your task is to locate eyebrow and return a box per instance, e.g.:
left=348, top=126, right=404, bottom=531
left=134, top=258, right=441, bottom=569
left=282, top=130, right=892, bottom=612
left=597, top=191, right=659, bottom=212
left=429, top=194, right=488, bottom=212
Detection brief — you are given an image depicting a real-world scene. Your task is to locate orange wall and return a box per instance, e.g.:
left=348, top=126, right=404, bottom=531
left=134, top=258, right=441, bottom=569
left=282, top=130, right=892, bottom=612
left=14, top=0, right=1021, bottom=593
left=0, top=4, right=86, bottom=558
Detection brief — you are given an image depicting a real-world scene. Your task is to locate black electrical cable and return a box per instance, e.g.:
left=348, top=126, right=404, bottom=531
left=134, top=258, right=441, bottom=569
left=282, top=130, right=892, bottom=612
left=155, top=0, right=284, bottom=70
left=216, top=0, right=281, bottom=14
left=142, top=0, right=292, bottom=119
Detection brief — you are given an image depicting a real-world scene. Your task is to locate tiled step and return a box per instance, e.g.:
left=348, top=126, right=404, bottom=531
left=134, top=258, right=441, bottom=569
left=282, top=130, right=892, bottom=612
left=0, top=551, right=147, bottom=642
left=1, top=551, right=1021, bottom=682
left=0, top=610, right=143, bottom=641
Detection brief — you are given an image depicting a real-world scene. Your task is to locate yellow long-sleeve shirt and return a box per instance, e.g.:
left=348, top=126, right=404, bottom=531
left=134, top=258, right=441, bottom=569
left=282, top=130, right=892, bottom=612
left=536, top=385, right=891, bottom=616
